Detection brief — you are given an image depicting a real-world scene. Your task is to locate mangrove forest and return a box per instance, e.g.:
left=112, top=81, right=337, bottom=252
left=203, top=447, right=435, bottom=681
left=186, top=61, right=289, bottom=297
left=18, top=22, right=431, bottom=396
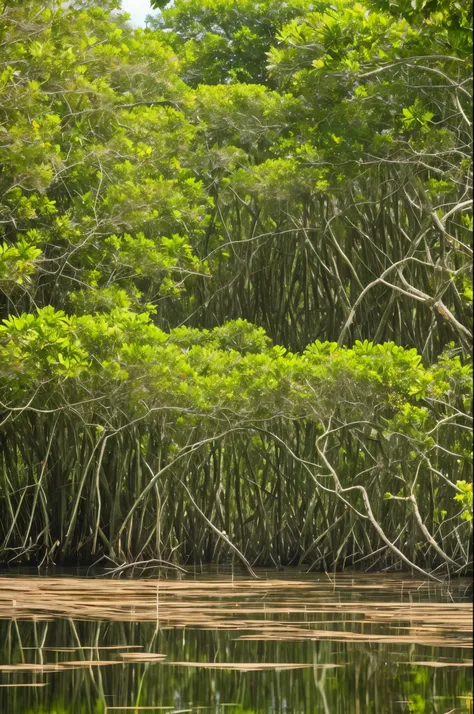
left=0, top=0, right=472, bottom=578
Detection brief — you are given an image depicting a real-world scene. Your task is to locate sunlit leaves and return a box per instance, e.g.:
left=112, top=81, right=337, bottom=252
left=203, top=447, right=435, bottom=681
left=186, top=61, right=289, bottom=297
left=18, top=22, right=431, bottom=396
left=0, top=0, right=203, bottom=316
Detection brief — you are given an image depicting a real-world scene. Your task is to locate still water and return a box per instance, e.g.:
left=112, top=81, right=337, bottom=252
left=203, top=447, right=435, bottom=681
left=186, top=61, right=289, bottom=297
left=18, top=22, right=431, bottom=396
left=0, top=570, right=471, bottom=713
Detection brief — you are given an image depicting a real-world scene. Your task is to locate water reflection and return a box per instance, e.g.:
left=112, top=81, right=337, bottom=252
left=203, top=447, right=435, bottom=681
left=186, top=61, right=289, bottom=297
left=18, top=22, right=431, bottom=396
left=0, top=571, right=471, bottom=713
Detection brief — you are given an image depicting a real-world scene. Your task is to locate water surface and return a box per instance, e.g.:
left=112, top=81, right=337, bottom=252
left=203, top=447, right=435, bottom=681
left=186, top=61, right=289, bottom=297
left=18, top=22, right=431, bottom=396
left=0, top=570, right=471, bottom=713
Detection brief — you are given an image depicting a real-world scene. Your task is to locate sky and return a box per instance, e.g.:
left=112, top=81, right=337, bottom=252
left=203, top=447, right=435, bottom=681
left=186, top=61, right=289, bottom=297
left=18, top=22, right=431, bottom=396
left=121, top=0, right=154, bottom=26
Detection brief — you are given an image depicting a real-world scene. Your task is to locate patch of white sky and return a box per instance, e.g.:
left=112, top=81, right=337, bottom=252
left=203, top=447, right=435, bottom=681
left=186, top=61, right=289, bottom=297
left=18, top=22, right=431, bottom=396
left=120, top=0, right=154, bottom=27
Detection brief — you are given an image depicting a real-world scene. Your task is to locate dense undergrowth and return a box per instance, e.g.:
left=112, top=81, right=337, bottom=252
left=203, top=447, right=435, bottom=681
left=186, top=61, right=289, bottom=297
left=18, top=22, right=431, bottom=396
left=0, top=0, right=472, bottom=574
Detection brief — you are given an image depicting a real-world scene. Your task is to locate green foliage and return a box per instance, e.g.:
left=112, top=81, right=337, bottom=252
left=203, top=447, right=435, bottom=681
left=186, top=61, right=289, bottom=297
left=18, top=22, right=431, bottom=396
left=372, top=0, right=472, bottom=40
left=455, top=481, right=473, bottom=521
left=0, top=0, right=205, bottom=318
left=150, top=0, right=316, bottom=85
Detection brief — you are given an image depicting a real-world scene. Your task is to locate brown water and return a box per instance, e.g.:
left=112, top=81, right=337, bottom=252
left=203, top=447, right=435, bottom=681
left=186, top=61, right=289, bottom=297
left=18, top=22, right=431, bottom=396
left=0, top=570, right=472, bottom=713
